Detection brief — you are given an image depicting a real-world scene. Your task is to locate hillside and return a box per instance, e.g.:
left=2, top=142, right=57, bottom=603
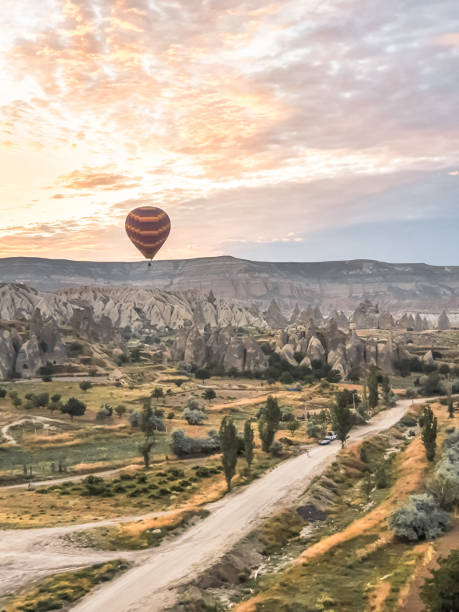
left=1, top=256, right=458, bottom=311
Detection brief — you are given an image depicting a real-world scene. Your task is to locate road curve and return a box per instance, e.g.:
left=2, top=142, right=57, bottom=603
left=72, top=398, right=419, bottom=612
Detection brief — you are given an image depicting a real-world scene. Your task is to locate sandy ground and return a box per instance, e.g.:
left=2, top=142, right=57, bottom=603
left=65, top=399, right=416, bottom=612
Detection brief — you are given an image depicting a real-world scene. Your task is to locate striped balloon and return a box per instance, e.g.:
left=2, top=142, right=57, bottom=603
left=125, top=206, right=171, bottom=264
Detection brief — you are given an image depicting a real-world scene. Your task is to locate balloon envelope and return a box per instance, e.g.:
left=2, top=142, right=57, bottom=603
left=125, top=206, right=171, bottom=261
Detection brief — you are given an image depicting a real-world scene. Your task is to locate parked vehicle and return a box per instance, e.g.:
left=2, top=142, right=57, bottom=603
left=318, top=439, right=331, bottom=445
left=325, top=431, right=337, bottom=440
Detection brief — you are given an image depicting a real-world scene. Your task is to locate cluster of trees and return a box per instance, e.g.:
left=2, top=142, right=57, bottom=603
left=395, top=356, right=459, bottom=379
left=264, top=353, right=341, bottom=385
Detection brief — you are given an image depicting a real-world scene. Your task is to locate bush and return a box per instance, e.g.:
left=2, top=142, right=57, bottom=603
left=429, top=429, right=459, bottom=508
left=0, top=388, right=6, bottom=398
left=96, top=405, right=113, bottom=421
left=129, top=411, right=140, bottom=427
left=389, top=493, right=450, bottom=541
left=35, top=392, right=50, bottom=407
left=171, top=429, right=220, bottom=457
left=183, top=407, right=207, bottom=425
left=420, top=373, right=445, bottom=396
left=270, top=440, right=283, bottom=457
left=79, top=381, right=92, bottom=392
left=400, top=414, right=418, bottom=428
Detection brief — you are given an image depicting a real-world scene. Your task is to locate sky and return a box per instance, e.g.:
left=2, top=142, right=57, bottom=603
left=0, top=0, right=458, bottom=264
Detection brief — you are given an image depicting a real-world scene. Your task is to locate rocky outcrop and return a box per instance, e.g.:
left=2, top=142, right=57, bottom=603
left=351, top=300, right=380, bottom=329
left=264, top=300, right=288, bottom=329
left=172, top=325, right=268, bottom=373
left=0, top=329, right=20, bottom=379
left=0, top=284, right=268, bottom=336
left=274, top=322, right=408, bottom=379
left=438, top=311, right=450, bottom=330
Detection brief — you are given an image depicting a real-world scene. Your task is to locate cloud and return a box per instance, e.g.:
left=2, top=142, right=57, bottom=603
left=57, top=167, right=140, bottom=191
left=0, top=0, right=458, bottom=262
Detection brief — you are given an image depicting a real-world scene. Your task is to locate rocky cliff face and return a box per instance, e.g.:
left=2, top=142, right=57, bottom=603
left=0, top=284, right=268, bottom=334
left=1, top=256, right=458, bottom=311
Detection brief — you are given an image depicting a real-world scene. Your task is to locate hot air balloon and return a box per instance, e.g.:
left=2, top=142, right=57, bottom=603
left=125, top=206, right=171, bottom=266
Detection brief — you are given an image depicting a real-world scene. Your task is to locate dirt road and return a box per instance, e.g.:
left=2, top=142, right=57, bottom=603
left=70, top=399, right=417, bottom=612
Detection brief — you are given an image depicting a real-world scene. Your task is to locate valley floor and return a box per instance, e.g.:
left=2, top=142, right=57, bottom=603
left=1, top=399, right=414, bottom=612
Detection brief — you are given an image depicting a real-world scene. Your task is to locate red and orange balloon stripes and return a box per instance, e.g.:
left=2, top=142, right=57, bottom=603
left=125, top=206, right=171, bottom=262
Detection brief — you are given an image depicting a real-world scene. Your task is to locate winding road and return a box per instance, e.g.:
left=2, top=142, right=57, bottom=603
left=71, top=398, right=418, bottom=612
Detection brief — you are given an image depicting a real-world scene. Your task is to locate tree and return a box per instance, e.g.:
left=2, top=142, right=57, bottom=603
left=63, top=397, right=86, bottom=420
left=258, top=396, right=281, bottom=452
left=138, top=436, right=155, bottom=469
left=367, top=366, right=379, bottom=409
left=51, top=394, right=61, bottom=403
left=219, top=416, right=238, bottom=491
left=243, top=420, right=254, bottom=473
left=79, top=381, right=92, bottom=392
left=195, top=368, right=210, bottom=382
left=381, top=376, right=392, bottom=406
left=280, top=371, right=294, bottom=385
left=420, top=406, right=438, bottom=461
left=0, top=388, right=6, bottom=398
left=330, top=401, right=354, bottom=447
left=203, top=388, right=216, bottom=402
left=421, top=549, right=459, bottom=612
left=447, top=393, right=454, bottom=419
left=35, top=393, right=49, bottom=408
left=141, top=401, right=165, bottom=435
left=152, top=387, right=164, bottom=400
left=115, top=405, right=127, bottom=418
left=288, top=419, right=300, bottom=436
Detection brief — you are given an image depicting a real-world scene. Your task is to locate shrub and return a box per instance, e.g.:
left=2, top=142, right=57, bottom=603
left=79, top=380, right=92, bottom=392
left=115, top=405, right=127, bottom=418
left=420, top=373, right=445, bottom=396
left=96, top=405, right=113, bottom=421
left=171, top=429, right=220, bottom=457
left=35, top=392, right=50, bottom=407
left=400, top=414, right=417, bottom=428
left=389, top=493, right=450, bottom=541
left=183, top=407, right=207, bottom=425
left=129, top=411, right=140, bottom=427
left=82, top=475, right=108, bottom=496
left=429, top=429, right=459, bottom=508
left=270, top=440, right=283, bottom=457
left=0, top=387, right=6, bottom=398
left=62, top=397, right=86, bottom=420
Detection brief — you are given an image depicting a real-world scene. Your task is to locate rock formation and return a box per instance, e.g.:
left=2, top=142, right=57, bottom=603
left=438, top=310, right=450, bottom=330
left=171, top=325, right=268, bottom=373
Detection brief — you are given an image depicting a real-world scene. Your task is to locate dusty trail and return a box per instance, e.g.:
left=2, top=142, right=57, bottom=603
left=70, top=399, right=418, bottom=612
left=1, top=415, right=75, bottom=446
